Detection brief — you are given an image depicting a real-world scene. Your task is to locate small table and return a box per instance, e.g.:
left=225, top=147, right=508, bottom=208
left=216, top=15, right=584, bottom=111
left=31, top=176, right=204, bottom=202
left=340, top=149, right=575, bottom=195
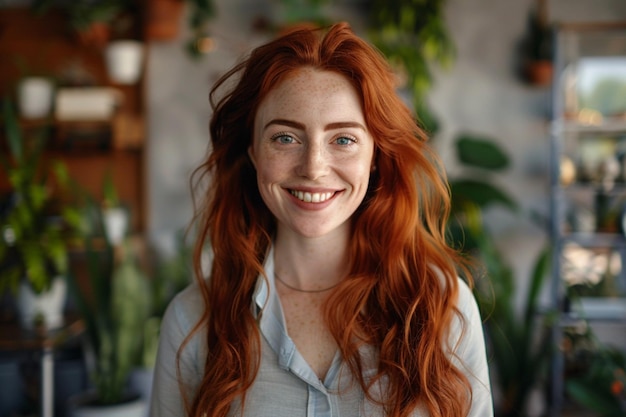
left=0, top=313, right=84, bottom=417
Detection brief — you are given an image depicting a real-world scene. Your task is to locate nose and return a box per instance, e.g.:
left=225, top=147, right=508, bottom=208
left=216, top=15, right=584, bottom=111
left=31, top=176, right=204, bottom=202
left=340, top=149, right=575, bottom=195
left=297, top=141, right=329, bottom=180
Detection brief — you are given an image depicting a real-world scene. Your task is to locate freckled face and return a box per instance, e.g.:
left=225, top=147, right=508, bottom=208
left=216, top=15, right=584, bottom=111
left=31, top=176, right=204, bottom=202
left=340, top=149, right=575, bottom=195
left=249, top=68, right=375, bottom=239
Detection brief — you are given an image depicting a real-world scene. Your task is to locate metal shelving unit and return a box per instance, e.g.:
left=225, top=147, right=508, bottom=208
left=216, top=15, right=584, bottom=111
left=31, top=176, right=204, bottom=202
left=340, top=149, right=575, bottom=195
left=550, top=23, right=626, bottom=417
left=549, top=22, right=626, bottom=416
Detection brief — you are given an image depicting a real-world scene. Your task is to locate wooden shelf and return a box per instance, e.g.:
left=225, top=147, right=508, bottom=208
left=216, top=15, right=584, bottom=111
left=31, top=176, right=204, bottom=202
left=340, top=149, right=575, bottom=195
left=0, top=6, right=148, bottom=234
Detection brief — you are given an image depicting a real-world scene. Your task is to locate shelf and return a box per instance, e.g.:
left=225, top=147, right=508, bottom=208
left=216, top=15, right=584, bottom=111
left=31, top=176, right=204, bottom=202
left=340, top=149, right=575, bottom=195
left=552, top=119, right=626, bottom=135
left=558, top=182, right=626, bottom=193
left=561, top=297, right=626, bottom=322
left=0, top=6, right=147, bottom=234
left=549, top=23, right=626, bottom=417
left=559, top=232, right=626, bottom=247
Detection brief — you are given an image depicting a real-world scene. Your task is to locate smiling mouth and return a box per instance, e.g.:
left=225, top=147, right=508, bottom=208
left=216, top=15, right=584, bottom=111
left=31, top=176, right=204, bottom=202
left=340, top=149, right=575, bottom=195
left=290, top=190, right=335, bottom=203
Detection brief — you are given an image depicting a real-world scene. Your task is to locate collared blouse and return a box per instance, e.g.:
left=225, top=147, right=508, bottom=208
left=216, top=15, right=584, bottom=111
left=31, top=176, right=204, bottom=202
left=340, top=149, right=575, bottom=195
left=150, top=248, right=494, bottom=417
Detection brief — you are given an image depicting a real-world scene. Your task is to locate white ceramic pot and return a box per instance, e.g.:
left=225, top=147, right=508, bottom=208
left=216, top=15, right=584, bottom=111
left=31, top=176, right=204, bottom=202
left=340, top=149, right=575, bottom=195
left=17, top=77, right=54, bottom=119
left=16, top=277, right=67, bottom=330
left=102, top=207, right=129, bottom=246
left=105, top=40, right=144, bottom=84
left=68, top=391, right=146, bottom=417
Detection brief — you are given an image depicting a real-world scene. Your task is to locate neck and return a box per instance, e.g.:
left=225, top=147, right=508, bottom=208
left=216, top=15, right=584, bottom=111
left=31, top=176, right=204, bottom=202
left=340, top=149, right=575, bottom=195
left=273, top=230, right=349, bottom=291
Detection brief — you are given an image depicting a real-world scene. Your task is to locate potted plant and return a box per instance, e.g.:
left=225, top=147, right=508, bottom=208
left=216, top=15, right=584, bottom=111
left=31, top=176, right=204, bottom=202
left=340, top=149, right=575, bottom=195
left=0, top=98, right=81, bottom=330
left=66, top=207, right=151, bottom=416
left=518, top=0, right=554, bottom=86
left=145, top=0, right=217, bottom=58
left=32, top=0, right=135, bottom=48
left=447, top=134, right=554, bottom=417
left=100, top=171, right=129, bottom=246
left=565, top=328, right=626, bottom=416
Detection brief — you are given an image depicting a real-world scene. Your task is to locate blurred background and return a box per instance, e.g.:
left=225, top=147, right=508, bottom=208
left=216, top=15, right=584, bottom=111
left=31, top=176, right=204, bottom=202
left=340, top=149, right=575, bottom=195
left=1, top=0, right=626, bottom=416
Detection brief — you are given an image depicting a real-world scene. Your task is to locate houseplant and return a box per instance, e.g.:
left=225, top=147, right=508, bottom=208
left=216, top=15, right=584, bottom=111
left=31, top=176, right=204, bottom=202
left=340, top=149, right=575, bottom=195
left=32, top=0, right=137, bottom=47
left=66, top=204, right=151, bottom=416
left=565, top=330, right=626, bottom=417
left=145, top=0, right=217, bottom=58
left=0, top=98, right=81, bottom=329
left=447, top=134, right=554, bottom=417
left=274, top=0, right=451, bottom=133
left=518, top=0, right=554, bottom=86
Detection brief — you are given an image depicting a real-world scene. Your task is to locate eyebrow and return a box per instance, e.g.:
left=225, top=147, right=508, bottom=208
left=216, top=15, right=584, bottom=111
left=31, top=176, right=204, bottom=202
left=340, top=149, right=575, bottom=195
left=264, top=118, right=367, bottom=132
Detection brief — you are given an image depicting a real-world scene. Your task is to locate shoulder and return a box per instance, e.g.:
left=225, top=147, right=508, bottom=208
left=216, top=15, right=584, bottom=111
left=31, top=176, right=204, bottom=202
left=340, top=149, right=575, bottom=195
left=455, top=278, right=479, bottom=315
left=158, top=282, right=208, bottom=375
left=162, top=282, right=205, bottom=334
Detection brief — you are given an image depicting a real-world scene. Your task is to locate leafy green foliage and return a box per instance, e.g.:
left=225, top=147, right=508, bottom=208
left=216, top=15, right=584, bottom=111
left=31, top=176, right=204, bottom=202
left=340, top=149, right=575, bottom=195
left=368, top=0, right=454, bottom=108
left=0, top=98, right=81, bottom=295
left=448, top=134, right=553, bottom=416
left=186, top=0, right=218, bottom=58
left=455, top=135, right=510, bottom=171
left=565, top=340, right=626, bottom=417
left=32, top=0, right=125, bottom=31
left=68, top=223, right=151, bottom=404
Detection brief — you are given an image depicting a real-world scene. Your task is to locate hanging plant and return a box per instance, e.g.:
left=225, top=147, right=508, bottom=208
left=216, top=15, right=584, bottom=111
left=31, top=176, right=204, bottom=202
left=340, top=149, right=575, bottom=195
left=367, top=0, right=455, bottom=133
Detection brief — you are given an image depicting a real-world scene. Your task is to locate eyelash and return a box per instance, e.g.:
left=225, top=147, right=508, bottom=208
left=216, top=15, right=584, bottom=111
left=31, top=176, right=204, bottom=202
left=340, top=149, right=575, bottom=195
left=335, top=135, right=357, bottom=145
left=270, top=132, right=357, bottom=145
left=270, top=132, right=296, bottom=143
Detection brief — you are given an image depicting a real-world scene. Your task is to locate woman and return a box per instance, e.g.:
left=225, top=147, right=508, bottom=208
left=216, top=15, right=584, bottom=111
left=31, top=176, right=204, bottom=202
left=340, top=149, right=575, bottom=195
left=151, top=22, right=493, bottom=417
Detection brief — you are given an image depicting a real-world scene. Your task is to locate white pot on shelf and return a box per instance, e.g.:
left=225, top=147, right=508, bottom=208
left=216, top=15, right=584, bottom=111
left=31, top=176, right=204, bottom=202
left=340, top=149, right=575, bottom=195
left=16, top=276, right=67, bottom=330
left=17, top=76, right=54, bottom=119
left=105, top=40, right=144, bottom=85
left=102, top=207, right=129, bottom=246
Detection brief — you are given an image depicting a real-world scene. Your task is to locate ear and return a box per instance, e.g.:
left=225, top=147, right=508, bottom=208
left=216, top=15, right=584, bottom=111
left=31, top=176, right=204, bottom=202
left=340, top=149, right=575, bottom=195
left=247, top=145, right=257, bottom=168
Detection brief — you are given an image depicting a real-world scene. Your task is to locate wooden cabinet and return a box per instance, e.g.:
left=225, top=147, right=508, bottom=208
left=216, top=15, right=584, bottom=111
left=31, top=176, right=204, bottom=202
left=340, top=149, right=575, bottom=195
left=0, top=6, right=148, bottom=233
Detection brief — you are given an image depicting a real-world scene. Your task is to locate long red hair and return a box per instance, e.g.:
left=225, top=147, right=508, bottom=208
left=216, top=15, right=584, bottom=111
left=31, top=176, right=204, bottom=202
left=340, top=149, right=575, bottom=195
left=187, top=22, right=473, bottom=417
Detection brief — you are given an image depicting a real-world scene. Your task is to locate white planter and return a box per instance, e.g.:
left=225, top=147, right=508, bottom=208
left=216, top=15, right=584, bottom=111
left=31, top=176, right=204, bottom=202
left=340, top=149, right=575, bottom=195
left=16, top=277, right=67, bottom=330
left=102, top=207, right=129, bottom=246
left=17, top=77, right=54, bottom=119
left=68, top=391, right=146, bottom=417
left=105, top=41, right=144, bottom=85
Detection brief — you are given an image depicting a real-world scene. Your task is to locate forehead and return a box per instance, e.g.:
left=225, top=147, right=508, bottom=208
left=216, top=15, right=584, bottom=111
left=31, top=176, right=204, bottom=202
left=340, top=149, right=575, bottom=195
left=255, top=68, right=364, bottom=122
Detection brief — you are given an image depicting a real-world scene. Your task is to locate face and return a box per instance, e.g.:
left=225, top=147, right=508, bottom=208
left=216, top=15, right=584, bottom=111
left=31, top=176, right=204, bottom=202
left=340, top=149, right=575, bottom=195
left=249, top=68, right=375, bottom=239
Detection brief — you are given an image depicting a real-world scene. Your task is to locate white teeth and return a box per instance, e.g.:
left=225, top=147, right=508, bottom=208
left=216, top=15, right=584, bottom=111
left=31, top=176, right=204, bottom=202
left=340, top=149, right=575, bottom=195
left=291, top=190, right=333, bottom=203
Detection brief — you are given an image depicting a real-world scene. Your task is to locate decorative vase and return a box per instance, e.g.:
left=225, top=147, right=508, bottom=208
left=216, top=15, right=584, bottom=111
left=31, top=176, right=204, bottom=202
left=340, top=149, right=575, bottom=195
left=16, top=277, right=67, bottom=330
left=17, top=77, right=54, bottom=119
left=105, top=41, right=145, bottom=85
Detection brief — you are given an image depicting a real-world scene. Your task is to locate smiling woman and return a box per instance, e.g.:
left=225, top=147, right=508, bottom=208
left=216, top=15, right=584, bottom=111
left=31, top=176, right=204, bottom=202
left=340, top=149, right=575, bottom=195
left=150, top=22, right=493, bottom=417
left=249, top=68, right=374, bottom=241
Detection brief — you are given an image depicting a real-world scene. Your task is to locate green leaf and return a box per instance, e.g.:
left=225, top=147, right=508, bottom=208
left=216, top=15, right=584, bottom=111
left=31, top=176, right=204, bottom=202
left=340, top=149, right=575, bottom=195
left=3, top=98, right=22, bottom=162
left=456, top=135, right=510, bottom=171
left=449, top=179, right=517, bottom=212
left=566, top=379, right=623, bottom=416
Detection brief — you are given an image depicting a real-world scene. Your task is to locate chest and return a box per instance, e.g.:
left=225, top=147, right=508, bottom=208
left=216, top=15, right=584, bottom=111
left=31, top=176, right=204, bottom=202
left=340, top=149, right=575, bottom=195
left=279, top=291, right=338, bottom=379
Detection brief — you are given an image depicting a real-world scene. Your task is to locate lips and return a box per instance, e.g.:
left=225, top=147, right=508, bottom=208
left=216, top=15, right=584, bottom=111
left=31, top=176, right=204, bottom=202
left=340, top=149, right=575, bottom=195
left=289, top=189, right=335, bottom=203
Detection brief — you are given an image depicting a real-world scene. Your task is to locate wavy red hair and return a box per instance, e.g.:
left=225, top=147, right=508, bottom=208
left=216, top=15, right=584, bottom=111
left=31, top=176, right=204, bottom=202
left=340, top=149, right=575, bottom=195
left=187, top=22, right=473, bottom=417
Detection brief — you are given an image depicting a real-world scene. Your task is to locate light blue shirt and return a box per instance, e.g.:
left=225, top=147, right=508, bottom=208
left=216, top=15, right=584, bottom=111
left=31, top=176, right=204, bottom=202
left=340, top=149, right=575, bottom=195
left=150, top=248, right=493, bottom=416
